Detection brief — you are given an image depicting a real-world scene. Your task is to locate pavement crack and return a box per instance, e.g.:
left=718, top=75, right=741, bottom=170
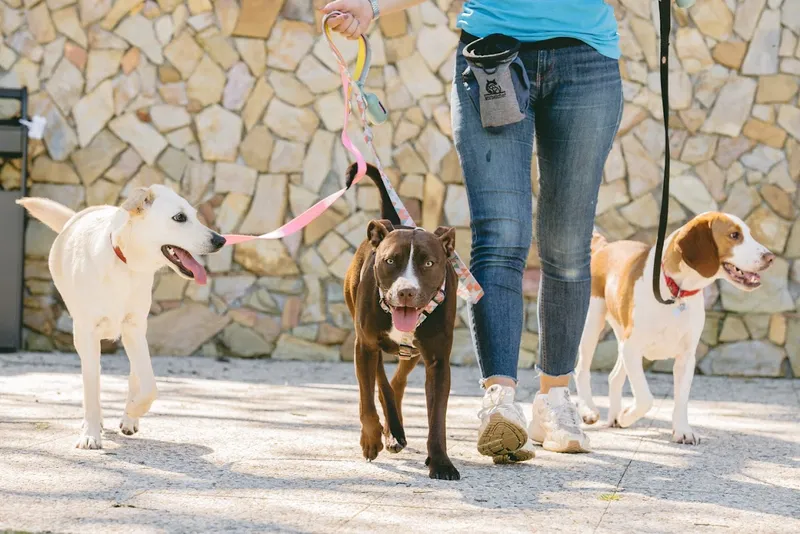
left=333, top=490, right=390, bottom=533
left=592, top=389, right=668, bottom=533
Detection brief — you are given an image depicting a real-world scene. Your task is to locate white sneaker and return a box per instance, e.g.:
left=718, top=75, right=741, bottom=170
left=529, top=387, right=591, bottom=453
left=477, top=385, right=533, bottom=461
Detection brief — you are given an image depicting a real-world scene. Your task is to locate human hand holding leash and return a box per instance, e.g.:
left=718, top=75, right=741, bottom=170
left=320, top=0, right=375, bottom=40
left=320, top=0, right=426, bottom=40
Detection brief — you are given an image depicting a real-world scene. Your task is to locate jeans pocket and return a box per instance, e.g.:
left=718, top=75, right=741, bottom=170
left=509, top=57, right=531, bottom=115
left=460, top=65, right=483, bottom=118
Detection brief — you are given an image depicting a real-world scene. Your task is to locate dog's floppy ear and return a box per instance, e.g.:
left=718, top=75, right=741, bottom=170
left=675, top=219, right=720, bottom=278
left=434, top=226, right=456, bottom=256
left=121, top=187, right=155, bottom=216
left=367, top=219, right=394, bottom=248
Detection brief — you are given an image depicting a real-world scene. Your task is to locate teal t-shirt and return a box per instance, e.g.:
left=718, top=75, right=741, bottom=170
left=456, top=0, right=621, bottom=60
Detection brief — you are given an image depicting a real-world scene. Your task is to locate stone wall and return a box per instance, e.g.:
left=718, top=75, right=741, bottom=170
left=2, top=0, right=798, bottom=377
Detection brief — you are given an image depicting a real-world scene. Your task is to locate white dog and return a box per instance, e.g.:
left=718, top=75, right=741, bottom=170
left=575, top=212, right=774, bottom=444
left=18, top=185, right=225, bottom=449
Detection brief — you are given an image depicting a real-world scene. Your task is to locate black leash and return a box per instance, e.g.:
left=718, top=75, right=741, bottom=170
left=652, top=0, right=675, bottom=305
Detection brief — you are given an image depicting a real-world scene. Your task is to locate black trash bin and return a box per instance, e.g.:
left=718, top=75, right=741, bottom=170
left=0, top=87, right=29, bottom=352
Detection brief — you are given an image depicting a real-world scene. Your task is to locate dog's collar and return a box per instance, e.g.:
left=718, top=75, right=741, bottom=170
left=111, top=235, right=127, bottom=264
left=378, top=278, right=446, bottom=360
left=663, top=266, right=700, bottom=299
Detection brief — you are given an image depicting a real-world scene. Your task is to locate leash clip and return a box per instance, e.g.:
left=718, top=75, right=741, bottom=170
left=322, top=12, right=388, bottom=126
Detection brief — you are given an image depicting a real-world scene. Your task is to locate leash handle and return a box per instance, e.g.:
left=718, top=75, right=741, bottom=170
left=652, top=0, right=675, bottom=306
left=322, top=11, right=368, bottom=181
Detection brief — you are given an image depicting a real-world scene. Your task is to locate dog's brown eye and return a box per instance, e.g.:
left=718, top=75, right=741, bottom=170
left=173, top=213, right=187, bottom=223
left=730, top=232, right=740, bottom=240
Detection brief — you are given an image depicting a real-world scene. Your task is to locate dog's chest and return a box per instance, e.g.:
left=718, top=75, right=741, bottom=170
left=384, top=327, right=419, bottom=359
left=634, top=296, right=703, bottom=359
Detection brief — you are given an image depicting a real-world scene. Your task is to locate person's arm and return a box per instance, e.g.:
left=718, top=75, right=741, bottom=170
left=320, top=0, right=426, bottom=40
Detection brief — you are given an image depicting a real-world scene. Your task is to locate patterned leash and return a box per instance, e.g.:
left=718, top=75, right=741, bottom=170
left=223, top=12, right=483, bottom=304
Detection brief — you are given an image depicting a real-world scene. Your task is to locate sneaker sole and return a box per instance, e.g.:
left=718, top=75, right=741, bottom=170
left=492, top=447, right=535, bottom=464
left=541, top=438, right=590, bottom=454
left=477, top=413, right=528, bottom=457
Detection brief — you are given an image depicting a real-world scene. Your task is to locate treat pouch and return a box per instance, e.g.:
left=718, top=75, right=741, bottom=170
left=462, top=34, right=530, bottom=128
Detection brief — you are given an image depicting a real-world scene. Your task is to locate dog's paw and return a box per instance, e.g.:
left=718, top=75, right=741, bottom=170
left=119, top=415, right=139, bottom=436
left=385, top=420, right=407, bottom=454
left=616, top=406, right=639, bottom=428
left=384, top=432, right=406, bottom=453
left=579, top=406, right=600, bottom=425
left=672, top=427, right=699, bottom=445
left=127, top=388, right=158, bottom=419
left=425, top=457, right=460, bottom=481
left=75, top=427, right=102, bottom=450
left=360, top=426, right=383, bottom=461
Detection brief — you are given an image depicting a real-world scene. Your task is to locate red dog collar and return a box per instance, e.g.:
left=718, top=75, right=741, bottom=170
left=111, top=235, right=127, bottom=264
left=663, top=266, right=700, bottom=299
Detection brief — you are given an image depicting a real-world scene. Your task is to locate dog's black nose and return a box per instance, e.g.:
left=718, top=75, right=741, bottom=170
left=210, top=232, right=226, bottom=250
left=396, top=287, right=419, bottom=306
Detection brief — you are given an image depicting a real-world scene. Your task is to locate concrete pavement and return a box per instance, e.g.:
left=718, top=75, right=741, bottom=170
left=1, top=352, right=798, bottom=533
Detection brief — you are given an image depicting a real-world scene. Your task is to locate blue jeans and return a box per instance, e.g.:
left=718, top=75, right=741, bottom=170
left=452, top=40, right=622, bottom=381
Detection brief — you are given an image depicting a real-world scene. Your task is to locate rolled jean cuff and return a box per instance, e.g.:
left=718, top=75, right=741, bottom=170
left=535, top=366, right=574, bottom=379
left=479, top=375, right=519, bottom=389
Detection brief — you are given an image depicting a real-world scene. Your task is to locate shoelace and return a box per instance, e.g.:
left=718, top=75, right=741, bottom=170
left=478, top=386, right=521, bottom=420
left=550, top=390, right=582, bottom=429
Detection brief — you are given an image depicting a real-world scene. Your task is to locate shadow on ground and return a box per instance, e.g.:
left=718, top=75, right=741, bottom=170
left=1, top=352, right=798, bottom=533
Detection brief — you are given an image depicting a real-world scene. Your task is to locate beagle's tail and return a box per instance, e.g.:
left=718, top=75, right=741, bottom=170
left=346, top=163, right=401, bottom=226
left=591, top=229, right=608, bottom=255
left=16, top=197, right=76, bottom=233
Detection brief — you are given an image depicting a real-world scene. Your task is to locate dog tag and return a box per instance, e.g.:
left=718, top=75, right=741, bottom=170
left=673, top=301, right=686, bottom=316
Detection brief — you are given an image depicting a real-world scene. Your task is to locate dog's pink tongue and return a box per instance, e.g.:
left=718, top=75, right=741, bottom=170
left=391, top=307, right=420, bottom=332
left=174, top=248, right=207, bottom=285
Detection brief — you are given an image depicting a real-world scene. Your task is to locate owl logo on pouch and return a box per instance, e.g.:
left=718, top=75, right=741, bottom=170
left=484, top=79, right=505, bottom=100
left=485, top=79, right=502, bottom=94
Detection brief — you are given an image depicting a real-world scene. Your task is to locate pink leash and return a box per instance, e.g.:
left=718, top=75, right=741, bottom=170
left=224, top=61, right=365, bottom=245
left=223, top=15, right=484, bottom=304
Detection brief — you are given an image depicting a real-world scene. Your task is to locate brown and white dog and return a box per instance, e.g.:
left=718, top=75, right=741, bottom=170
left=575, top=212, right=774, bottom=444
left=343, top=163, right=460, bottom=480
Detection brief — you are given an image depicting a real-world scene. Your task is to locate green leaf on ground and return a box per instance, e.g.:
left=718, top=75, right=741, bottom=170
left=599, top=493, right=621, bottom=501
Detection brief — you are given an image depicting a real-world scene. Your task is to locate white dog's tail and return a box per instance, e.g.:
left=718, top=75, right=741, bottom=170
left=16, top=197, right=76, bottom=233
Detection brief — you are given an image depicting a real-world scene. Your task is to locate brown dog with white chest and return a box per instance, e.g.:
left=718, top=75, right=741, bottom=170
left=343, top=163, right=460, bottom=480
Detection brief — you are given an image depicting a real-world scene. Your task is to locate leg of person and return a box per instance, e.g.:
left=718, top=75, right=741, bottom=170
left=451, top=42, right=536, bottom=462
left=528, top=43, right=623, bottom=453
